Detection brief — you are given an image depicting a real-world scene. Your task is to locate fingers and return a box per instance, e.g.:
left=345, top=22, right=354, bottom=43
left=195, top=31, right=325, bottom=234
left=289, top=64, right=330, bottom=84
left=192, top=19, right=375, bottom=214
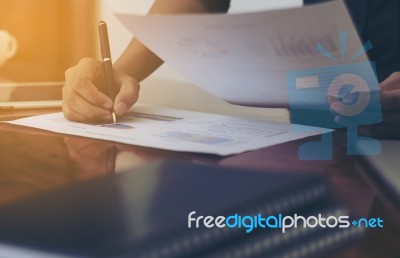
left=380, top=89, right=400, bottom=110
left=113, top=72, right=140, bottom=116
left=66, top=79, right=113, bottom=108
left=62, top=85, right=113, bottom=122
left=65, top=60, right=113, bottom=109
left=380, top=71, right=400, bottom=91
left=62, top=89, right=113, bottom=123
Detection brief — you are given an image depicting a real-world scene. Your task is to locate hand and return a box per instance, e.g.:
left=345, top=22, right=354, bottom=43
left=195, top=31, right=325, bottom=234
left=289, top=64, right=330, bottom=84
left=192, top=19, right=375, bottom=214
left=373, top=71, right=400, bottom=138
left=332, top=71, right=400, bottom=139
left=62, top=58, right=140, bottom=123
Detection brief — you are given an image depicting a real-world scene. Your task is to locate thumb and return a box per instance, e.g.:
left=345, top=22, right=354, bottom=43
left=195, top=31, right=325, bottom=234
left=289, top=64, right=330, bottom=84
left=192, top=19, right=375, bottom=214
left=113, top=75, right=140, bottom=116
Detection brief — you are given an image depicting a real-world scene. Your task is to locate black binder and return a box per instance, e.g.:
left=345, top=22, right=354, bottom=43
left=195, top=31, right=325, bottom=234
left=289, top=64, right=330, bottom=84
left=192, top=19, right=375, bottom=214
left=0, top=160, right=357, bottom=257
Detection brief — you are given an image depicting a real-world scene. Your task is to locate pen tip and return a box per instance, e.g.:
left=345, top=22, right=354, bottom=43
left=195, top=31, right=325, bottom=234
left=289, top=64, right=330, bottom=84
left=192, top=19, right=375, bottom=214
left=112, top=112, right=117, bottom=124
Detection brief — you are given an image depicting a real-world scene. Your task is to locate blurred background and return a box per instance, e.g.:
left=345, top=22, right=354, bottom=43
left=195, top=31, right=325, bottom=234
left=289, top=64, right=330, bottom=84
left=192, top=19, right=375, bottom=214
left=0, top=0, right=99, bottom=82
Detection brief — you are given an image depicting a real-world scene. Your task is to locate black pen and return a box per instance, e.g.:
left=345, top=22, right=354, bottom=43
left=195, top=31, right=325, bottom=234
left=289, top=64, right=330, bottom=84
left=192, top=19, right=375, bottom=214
left=98, top=21, right=117, bottom=124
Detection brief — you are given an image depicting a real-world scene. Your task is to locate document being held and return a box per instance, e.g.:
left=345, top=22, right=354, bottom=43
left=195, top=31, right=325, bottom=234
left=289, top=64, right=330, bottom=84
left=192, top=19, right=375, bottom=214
left=9, top=105, right=329, bottom=156
left=115, top=0, right=367, bottom=107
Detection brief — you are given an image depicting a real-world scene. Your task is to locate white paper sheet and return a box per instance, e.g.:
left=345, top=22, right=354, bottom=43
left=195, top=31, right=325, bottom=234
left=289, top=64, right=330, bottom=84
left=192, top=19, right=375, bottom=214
left=8, top=105, right=330, bottom=156
left=115, top=0, right=367, bottom=107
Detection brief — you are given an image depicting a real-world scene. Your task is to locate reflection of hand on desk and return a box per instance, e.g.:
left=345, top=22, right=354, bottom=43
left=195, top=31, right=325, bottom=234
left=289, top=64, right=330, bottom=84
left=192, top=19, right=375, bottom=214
left=64, top=136, right=117, bottom=177
left=63, top=134, right=218, bottom=175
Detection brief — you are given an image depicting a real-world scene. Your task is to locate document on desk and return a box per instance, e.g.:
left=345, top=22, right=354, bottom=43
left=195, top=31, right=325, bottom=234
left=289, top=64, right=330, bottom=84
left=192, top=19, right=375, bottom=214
left=8, top=105, right=330, bottom=156
left=115, top=0, right=366, bottom=107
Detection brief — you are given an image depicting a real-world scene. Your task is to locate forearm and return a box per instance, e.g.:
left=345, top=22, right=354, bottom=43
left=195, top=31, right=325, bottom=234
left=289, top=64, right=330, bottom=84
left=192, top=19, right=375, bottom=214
left=114, top=39, right=163, bottom=82
left=113, top=0, right=211, bottom=81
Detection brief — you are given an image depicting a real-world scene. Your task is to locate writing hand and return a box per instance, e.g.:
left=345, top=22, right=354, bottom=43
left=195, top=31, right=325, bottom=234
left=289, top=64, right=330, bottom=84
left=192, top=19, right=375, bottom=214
left=62, top=58, right=140, bottom=123
left=373, top=72, right=400, bottom=138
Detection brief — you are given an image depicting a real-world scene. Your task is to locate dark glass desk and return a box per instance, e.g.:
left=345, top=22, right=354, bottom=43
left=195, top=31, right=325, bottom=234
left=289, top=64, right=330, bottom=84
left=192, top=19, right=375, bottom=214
left=0, top=110, right=399, bottom=258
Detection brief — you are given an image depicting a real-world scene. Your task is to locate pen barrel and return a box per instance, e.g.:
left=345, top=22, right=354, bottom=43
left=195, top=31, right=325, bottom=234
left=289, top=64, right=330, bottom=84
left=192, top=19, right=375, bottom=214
left=103, top=59, right=116, bottom=101
left=98, top=21, right=111, bottom=60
